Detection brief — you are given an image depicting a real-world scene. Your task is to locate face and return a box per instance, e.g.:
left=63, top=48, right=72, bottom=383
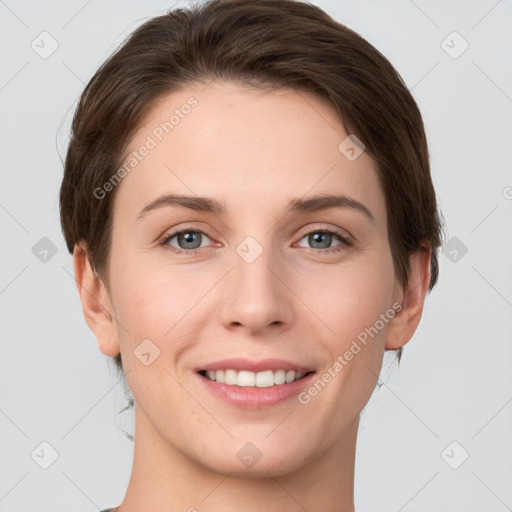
left=99, top=80, right=404, bottom=476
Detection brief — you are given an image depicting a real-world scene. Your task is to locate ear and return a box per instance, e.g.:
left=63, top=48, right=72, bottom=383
left=385, top=243, right=432, bottom=350
left=72, top=243, right=120, bottom=357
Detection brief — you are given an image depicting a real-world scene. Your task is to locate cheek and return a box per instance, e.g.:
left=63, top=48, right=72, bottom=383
left=301, top=249, right=396, bottom=343
left=111, top=268, right=190, bottom=338
left=108, top=268, right=196, bottom=401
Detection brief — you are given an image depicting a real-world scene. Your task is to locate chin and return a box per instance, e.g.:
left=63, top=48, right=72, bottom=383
left=191, top=440, right=310, bottom=478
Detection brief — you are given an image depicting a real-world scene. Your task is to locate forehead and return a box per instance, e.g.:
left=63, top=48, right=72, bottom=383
left=114, top=80, right=386, bottom=225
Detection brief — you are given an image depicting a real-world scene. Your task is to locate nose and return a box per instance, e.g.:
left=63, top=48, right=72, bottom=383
left=217, top=239, right=295, bottom=337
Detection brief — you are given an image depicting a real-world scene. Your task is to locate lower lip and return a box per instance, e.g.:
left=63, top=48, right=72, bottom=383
left=196, top=372, right=316, bottom=409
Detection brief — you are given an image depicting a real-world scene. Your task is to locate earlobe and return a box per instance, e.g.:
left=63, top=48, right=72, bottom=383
left=72, top=243, right=120, bottom=357
left=384, top=243, right=432, bottom=350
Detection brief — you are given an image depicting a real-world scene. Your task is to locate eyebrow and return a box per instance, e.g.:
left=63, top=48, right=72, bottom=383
left=136, top=193, right=374, bottom=223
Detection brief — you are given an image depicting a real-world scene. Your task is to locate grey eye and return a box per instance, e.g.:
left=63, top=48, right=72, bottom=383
left=297, top=230, right=343, bottom=250
left=165, top=230, right=212, bottom=251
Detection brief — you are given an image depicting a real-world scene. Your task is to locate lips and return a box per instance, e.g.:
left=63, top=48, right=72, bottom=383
left=196, top=365, right=317, bottom=409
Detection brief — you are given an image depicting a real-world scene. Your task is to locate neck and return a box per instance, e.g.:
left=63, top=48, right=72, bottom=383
left=116, top=408, right=358, bottom=512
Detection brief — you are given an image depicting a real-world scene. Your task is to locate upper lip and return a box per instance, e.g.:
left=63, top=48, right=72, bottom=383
left=196, top=358, right=314, bottom=374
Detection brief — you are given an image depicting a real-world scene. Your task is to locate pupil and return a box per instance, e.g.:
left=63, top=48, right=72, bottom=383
left=179, top=231, right=201, bottom=249
left=310, top=232, right=331, bottom=249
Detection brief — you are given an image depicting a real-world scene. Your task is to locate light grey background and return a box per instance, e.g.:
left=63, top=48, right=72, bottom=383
left=1, top=0, right=511, bottom=511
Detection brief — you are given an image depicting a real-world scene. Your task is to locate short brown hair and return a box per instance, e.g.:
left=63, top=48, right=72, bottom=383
left=60, top=0, right=443, bottom=374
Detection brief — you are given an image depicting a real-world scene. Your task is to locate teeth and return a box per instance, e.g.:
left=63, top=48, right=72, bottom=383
left=204, top=369, right=309, bottom=387
left=274, top=369, right=286, bottom=385
left=255, top=370, right=274, bottom=388
left=225, top=369, right=237, bottom=385
left=238, top=370, right=256, bottom=386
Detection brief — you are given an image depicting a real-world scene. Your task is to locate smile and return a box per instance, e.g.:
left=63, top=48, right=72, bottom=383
left=198, top=369, right=312, bottom=387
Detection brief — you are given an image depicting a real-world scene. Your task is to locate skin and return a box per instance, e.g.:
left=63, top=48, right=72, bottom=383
left=73, top=80, right=431, bottom=512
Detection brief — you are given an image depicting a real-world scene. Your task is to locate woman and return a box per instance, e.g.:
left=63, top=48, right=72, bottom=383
left=59, top=0, right=443, bottom=510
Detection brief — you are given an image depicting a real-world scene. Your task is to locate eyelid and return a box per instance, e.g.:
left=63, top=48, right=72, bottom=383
left=161, top=226, right=216, bottom=247
left=295, top=223, right=354, bottom=244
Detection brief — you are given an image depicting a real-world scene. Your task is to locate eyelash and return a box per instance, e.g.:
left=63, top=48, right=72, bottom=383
left=161, top=226, right=353, bottom=256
